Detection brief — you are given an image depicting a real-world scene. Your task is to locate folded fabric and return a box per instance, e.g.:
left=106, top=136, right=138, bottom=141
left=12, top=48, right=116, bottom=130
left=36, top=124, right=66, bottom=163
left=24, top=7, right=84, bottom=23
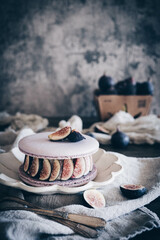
left=0, top=193, right=159, bottom=240
left=59, top=115, right=83, bottom=132
left=84, top=111, right=160, bottom=145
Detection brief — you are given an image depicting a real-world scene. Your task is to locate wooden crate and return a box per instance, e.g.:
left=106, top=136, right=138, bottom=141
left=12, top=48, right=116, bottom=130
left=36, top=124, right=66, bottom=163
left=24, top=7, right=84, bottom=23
left=94, top=92, right=152, bottom=121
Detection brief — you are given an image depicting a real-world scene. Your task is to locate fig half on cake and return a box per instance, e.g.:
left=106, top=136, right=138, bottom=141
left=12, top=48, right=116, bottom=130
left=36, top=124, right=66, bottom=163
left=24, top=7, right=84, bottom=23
left=48, top=127, right=85, bottom=142
left=48, top=126, right=72, bottom=141
left=18, top=130, right=99, bottom=187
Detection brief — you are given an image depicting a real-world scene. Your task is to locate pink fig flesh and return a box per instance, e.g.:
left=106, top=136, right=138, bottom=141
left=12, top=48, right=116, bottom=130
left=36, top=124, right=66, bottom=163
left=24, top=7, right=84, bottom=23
left=39, top=159, right=51, bottom=180
left=72, top=158, right=85, bottom=179
left=48, top=126, right=71, bottom=141
left=49, top=159, right=61, bottom=181
left=28, top=157, right=39, bottom=177
left=83, top=189, right=105, bottom=208
left=61, top=159, right=74, bottom=180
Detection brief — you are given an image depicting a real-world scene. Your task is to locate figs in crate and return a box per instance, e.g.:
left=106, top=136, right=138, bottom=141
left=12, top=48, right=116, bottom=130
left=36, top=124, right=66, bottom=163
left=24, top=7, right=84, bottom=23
left=61, top=159, right=74, bottom=180
left=98, top=74, right=114, bottom=92
left=28, top=157, right=39, bottom=177
left=83, top=189, right=106, bottom=208
left=94, top=88, right=117, bottom=96
left=103, top=86, right=117, bottom=95
left=136, top=78, right=154, bottom=95
left=120, top=184, right=147, bottom=199
left=49, top=159, right=61, bottom=181
left=39, top=159, right=51, bottom=180
left=48, top=126, right=71, bottom=141
left=68, top=129, right=85, bottom=142
left=115, top=77, right=136, bottom=95
left=111, top=128, right=129, bottom=148
left=72, top=158, right=85, bottom=178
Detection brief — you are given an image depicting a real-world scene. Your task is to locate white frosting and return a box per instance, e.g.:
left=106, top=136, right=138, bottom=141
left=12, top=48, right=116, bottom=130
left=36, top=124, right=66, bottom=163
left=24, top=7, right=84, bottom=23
left=19, top=132, right=99, bottom=159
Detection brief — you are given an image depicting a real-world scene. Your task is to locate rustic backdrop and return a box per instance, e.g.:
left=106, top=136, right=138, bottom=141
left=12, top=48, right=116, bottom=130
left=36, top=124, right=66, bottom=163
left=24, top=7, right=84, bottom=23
left=0, top=0, right=160, bottom=117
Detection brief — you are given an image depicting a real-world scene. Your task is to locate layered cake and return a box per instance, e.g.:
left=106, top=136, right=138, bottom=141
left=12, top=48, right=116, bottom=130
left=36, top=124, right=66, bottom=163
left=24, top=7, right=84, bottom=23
left=18, top=127, right=99, bottom=187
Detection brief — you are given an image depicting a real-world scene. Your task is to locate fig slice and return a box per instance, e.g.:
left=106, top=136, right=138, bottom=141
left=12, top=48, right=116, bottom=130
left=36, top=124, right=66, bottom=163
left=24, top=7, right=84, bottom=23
left=49, top=159, right=61, bottom=181
left=89, top=155, right=93, bottom=171
left=83, top=189, right=106, bottom=209
left=72, top=157, right=85, bottom=179
left=48, top=126, right=71, bottom=141
left=39, top=159, right=51, bottom=180
left=61, top=159, right=74, bottom=181
left=120, top=184, right=147, bottom=199
left=24, top=155, right=30, bottom=172
left=68, top=129, right=85, bottom=142
left=83, top=156, right=91, bottom=175
left=28, top=157, right=39, bottom=177
left=95, top=125, right=109, bottom=134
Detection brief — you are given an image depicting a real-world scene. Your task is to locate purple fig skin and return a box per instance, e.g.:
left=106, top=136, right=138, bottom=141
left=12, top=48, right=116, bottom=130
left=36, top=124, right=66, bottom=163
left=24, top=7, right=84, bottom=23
left=111, top=128, right=129, bottom=148
left=120, top=184, right=147, bottom=199
left=115, top=77, right=136, bottom=95
left=72, top=158, right=85, bottom=179
left=61, top=159, right=74, bottom=180
left=136, top=78, right=154, bottom=95
left=83, top=189, right=106, bottom=209
left=98, top=75, right=114, bottom=92
left=68, top=130, right=85, bottom=142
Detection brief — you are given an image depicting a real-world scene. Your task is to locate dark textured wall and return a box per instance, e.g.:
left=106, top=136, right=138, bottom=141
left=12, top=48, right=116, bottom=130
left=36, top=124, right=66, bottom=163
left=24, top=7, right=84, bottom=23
left=0, top=0, right=160, bottom=117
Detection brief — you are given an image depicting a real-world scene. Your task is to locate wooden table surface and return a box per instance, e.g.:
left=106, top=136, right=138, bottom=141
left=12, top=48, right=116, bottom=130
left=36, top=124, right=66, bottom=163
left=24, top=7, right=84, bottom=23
left=48, top=116, right=160, bottom=239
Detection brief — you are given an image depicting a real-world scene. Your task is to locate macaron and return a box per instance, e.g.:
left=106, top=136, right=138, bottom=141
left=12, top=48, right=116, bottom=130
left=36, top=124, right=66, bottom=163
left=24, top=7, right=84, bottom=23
left=18, top=128, right=99, bottom=187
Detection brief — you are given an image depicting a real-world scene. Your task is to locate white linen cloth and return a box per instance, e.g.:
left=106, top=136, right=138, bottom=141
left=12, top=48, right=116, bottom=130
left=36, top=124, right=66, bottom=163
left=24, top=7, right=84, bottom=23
left=83, top=111, right=160, bottom=145
left=0, top=128, right=160, bottom=239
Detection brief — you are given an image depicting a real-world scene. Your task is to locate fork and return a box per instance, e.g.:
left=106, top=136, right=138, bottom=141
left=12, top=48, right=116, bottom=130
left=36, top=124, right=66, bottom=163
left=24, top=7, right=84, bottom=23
left=0, top=196, right=106, bottom=238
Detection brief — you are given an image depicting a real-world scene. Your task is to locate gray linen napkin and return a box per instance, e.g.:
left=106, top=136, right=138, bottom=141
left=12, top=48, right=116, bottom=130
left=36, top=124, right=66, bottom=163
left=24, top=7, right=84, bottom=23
left=0, top=184, right=160, bottom=240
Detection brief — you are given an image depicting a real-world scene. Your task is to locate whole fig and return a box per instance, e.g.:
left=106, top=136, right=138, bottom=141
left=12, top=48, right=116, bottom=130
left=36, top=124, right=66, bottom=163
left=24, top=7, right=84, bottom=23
left=98, top=74, right=114, bottom=92
left=115, top=77, right=136, bottom=95
left=136, top=78, right=154, bottom=95
left=111, top=128, right=129, bottom=148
